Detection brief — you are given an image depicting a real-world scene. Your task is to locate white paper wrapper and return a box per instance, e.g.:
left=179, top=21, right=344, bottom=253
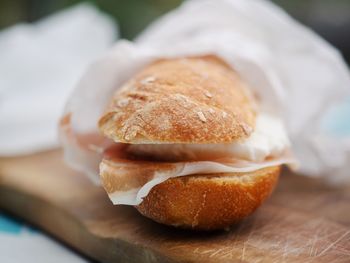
left=61, top=0, right=350, bottom=200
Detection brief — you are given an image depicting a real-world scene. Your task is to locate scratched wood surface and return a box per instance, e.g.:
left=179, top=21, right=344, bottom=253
left=0, top=149, right=349, bottom=263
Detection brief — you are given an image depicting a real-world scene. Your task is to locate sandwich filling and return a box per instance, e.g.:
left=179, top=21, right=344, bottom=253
left=100, top=112, right=294, bottom=205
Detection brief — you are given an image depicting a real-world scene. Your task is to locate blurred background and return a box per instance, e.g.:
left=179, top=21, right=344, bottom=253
left=1, top=0, right=350, bottom=63
left=0, top=1, right=350, bottom=262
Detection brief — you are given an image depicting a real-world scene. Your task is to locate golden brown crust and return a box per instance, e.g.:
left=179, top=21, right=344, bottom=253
left=136, top=166, right=280, bottom=230
left=98, top=55, right=257, bottom=144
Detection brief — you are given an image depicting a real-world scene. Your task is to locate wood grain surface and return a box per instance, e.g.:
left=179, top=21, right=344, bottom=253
left=0, top=149, right=349, bottom=263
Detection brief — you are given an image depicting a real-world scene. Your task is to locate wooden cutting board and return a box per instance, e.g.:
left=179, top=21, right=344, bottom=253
left=0, top=149, right=349, bottom=263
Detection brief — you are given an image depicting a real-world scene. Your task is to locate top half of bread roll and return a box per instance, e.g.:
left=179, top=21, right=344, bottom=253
left=98, top=55, right=257, bottom=144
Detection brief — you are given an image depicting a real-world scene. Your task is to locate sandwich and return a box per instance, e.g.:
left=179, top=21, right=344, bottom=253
left=96, top=55, right=293, bottom=230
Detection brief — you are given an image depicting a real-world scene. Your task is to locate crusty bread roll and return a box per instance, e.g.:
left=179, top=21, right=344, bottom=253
left=137, top=166, right=279, bottom=230
left=98, top=56, right=282, bottom=230
left=99, top=56, right=256, bottom=144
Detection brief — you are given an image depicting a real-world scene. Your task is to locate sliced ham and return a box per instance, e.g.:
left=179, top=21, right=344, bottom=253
left=100, top=146, right=296, bottom=205
left=60, top=112, right=296, bottom=206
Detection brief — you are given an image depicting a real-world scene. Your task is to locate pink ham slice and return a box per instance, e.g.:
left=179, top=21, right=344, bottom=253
left=60, top=114, right=296, bottom=205
left=100, top=145, right=296, bottom=205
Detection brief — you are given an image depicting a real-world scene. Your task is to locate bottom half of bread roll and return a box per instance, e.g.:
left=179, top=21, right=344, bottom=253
left=99, top=147, right=281, bottom=230
left=136, top=166, right=280, bottom=230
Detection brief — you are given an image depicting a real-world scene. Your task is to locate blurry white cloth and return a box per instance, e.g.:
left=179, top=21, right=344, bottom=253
left=61, top=0, right=350, bottom=183
left=0, top=3, right=117, bottom=156
left=0, top=213, right=87, bottom=263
